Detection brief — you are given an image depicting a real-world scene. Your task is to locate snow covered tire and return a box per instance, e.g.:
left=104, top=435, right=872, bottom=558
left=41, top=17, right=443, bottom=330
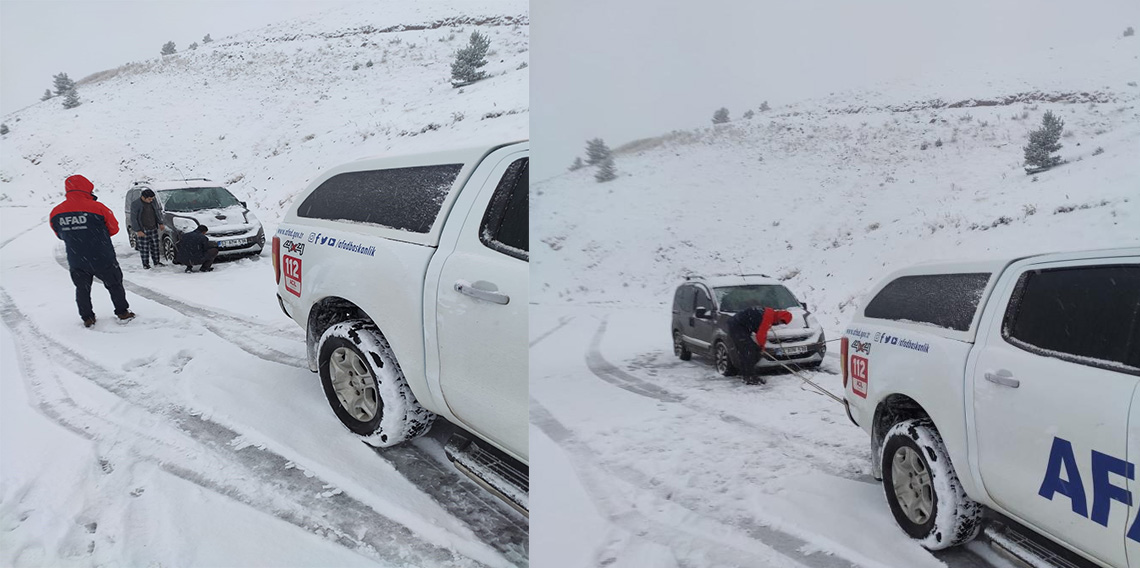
left=673, top=331, right=692, bottom=361
left=317, top=320, right=435, bottom=447
left=714, top=341, right=738, bottom=377
left=881, top=419, right=981, bottom=550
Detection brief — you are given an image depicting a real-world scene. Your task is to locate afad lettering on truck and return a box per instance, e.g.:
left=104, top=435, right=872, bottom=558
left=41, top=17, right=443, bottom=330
left=1039, top=436, right=1140, bottom=542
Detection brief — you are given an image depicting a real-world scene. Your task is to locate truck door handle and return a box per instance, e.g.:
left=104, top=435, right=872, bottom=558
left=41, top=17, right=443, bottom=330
left=454, top=280, right=509, bottom=305
left=984, top=369, right=1019, bottom=388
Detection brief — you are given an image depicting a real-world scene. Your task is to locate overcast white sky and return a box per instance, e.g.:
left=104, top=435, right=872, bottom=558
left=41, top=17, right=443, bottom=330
left=531, top=0, right=1139, bottom=180
left=0, top=0, right=358, bottom=116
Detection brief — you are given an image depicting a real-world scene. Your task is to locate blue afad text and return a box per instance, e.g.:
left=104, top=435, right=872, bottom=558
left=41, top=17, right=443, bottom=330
left=1038, top=436, right=1140, bottom=542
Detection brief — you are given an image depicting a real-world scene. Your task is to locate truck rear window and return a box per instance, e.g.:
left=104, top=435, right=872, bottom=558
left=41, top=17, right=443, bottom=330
left=864, top=273, right=990, bottom=332
left=297, top=164, right=463, bottom=233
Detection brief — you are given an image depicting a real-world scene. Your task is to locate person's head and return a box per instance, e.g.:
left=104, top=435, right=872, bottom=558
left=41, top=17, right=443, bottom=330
left=195, top=225, right=209, bottom=234
left=140, top=189, right=155, bottom=202
left=65, top=174, right=94, bottom=195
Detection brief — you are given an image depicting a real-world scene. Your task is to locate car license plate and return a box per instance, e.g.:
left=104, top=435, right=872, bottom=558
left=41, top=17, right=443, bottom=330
left=777, top=346, right=808, bottom=356
left=220, top=238, right=245, bottom=248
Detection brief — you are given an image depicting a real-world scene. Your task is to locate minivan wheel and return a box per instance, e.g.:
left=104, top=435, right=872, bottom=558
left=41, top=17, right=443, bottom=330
left=673, top=331, right=692, bottom=361
left=714, top=341, right=738, bottom=376
left=881, top=419, right=981, bottom=550
left=317, top=320, right=435, bottom=447
left=161, top=234, right=176, bottom=263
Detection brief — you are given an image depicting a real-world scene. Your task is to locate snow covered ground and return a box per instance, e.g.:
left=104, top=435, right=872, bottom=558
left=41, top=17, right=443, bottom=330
left=529, top=30, right=1138, bottom=568
left=1, top=1, right=527, bottom=566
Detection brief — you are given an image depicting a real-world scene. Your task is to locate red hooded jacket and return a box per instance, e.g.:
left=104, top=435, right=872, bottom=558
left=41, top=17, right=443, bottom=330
left=50, top=175, right=121, bottom=270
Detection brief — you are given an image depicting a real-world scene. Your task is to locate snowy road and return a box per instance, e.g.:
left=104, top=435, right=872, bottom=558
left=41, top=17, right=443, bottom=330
left=530, top=304, right=1011, bottom=568
left=0, top=207, right=526, bottom=567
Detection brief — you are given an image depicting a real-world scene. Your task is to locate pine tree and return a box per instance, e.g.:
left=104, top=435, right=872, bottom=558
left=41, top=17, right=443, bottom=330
left=62, top=89, right=81, bottom=109
left=189, top=42, right=199, bottom=50
left=1023, top=110, right=1064, bottom=170
left=595, top=156, right=617, bottom=183
left=202, top=34, right=213, bottom=43
left=41, top=89, right=53, bottom=101
left=712, top=108, right=730, bottom=124
left=759, top=100, right=771, bottom=112
left=161, top=41, right=177, bottom=56
left=450, top=31, right=490, bottom=87
left=584, top=138, right=611, bottom=166
left=52, top=72, right=75, bottom=96
left=569, top=157, right=585, bottom=171
left=1125, top=26, right=1135, bottom=37
left=743, top=109, right=755, bottom=119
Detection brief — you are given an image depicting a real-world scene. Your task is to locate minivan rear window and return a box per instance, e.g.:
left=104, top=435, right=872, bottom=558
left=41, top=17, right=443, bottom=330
left=297, top=164, right=463, bottom=233
left=864, top=273, right=991, bottom=332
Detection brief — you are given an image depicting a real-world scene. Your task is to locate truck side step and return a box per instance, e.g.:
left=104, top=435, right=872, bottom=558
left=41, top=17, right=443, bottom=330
left=984, top=521, right=1094, bottom=568
left=445, top=434, right=529, bottom=517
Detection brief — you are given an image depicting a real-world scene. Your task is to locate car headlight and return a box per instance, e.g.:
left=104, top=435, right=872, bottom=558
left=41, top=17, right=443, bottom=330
left=172, top=217, right=198, bottom=232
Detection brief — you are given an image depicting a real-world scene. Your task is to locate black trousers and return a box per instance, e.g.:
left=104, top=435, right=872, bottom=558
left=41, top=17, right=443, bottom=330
left=70, top=264, right=130, bottom=319
left=727, top=317, right=763, bottom=374
left=187, top=247, right=219, bottom=270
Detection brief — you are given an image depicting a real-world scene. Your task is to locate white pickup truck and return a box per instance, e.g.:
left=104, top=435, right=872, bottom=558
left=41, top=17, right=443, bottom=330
left=841, top=248, right=1140, bottom=567
left=273, top=142, right=529, bottom=514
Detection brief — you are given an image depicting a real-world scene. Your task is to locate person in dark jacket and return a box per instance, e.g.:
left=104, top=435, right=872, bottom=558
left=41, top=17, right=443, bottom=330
left=49, top=174, right=135, bottom=327
left=176, top=225, right=219, bottom=272
left=130, top=189, right=166, bottom=268
left=726, top=306, right=793, bottom=384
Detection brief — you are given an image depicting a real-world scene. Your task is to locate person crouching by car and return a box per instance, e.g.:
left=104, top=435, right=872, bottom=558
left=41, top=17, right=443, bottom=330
left=177, top=225, right=219, bottom=273
left=131, top=189, right=166, bottom=269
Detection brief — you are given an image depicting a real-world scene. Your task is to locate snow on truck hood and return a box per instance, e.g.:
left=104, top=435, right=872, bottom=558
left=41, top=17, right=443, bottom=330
left=181, top=206, right=259, bottom=229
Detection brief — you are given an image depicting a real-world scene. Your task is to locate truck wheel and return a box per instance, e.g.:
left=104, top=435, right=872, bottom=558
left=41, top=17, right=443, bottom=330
left=673, top=331, right=692, bottom=361
left=881, top=419, right=981, bottom=550
left=714, top=341, right=738, bottom=377
left=317, top=320, right=435, bottom=447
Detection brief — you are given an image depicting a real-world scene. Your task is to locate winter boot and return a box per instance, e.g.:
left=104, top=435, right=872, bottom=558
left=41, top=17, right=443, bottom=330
left=117, top=311, right=136, bottom=322
left=83, top=316, right=97, bottom=328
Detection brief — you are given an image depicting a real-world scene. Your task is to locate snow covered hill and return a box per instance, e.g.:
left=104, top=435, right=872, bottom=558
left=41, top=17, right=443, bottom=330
left=0, top=0, right=528, bottom=223
left=532, top=34, right=1139, bottom=332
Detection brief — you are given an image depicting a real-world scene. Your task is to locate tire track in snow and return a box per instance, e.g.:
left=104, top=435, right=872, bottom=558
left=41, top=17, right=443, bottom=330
left=571, top=316, right=997, bottom=568
left=44, top=243, right=528, bottom=560
left=51, top=250, right=306, bottom=368
left=586, top=317, right=868, bottom=481
left=0, top=290, right=508, bottom=567
left=531, top=399, right=838, bottom=568
left=529, top=314, right=574, bottom=347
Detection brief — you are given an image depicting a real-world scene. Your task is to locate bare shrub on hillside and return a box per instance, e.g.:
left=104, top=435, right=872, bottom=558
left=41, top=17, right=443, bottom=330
left=1022, top=204, right=1037, bottom=217
left=866, top=222, right=880, bottom=232
left=712, top=107, right=730, bottom=124
left=1125, top=26, right=1135, bottom=37
left=1093, top=146, right=1105, bottom=156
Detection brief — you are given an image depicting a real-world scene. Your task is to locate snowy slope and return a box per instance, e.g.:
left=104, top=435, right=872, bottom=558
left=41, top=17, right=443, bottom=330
left=1, top=1, right=527, bottom=566
left=532, top=34, right=1139, bottom=332
left=0, top=0, right=528, bottom=223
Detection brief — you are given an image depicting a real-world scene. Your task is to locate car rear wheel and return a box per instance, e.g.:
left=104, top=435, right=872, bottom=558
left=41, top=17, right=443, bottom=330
left=317, top=320, right=435, bottom=447
left=714, top=341, right=738, bottom=377
left=881, top=419, right=981, bottom=550
left=673, top=331, right=692, bottom=361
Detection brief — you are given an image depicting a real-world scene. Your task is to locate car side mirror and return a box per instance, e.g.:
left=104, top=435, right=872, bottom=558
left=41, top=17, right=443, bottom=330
left=240, top=201, right=248, bottom=208
left=694, top=307, right=710, bottom=319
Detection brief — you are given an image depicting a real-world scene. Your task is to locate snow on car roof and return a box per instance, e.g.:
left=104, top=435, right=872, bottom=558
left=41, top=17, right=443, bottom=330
left=695, top=274, right=782, bottom=288
left=134, top=179, right=222, bottom=191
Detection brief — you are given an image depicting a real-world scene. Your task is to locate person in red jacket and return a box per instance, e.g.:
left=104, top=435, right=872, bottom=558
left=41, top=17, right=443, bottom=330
left=49, top=175, right=135, bottom=327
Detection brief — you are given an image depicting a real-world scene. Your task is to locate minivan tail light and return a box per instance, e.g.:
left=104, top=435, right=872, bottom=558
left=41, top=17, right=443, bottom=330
left=840, top=336, right=850, bottom=388
left=272, top=236, right=281, bottom=284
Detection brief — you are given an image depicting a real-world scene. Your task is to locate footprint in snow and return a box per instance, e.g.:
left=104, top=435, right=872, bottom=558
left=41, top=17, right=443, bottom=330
left=171, top=350, right=194, bottom=374
left=122, top=355, right=158, bottom=372
left=98, top=458, right=113, bottom=474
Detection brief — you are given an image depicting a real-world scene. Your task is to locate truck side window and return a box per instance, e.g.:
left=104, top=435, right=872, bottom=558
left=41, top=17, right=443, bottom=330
left=1003, top=265, right=1140, bottom=373
left=864, top=273, right=990, bottom=332
left=479, top=158, right=528, bottom=261
left=296, top=164, right=463, bottom=233
left=675, top=286, right=693, bottom=312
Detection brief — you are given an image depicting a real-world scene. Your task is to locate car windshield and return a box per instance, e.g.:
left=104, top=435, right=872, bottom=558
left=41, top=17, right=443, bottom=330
left=714, top=285, right=801, bottom=313
left=158, top=187, right=241, bottom=212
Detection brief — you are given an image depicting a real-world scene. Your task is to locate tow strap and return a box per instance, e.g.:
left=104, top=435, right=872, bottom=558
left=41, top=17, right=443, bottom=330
left=753, top=307, right=845, bottom=406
